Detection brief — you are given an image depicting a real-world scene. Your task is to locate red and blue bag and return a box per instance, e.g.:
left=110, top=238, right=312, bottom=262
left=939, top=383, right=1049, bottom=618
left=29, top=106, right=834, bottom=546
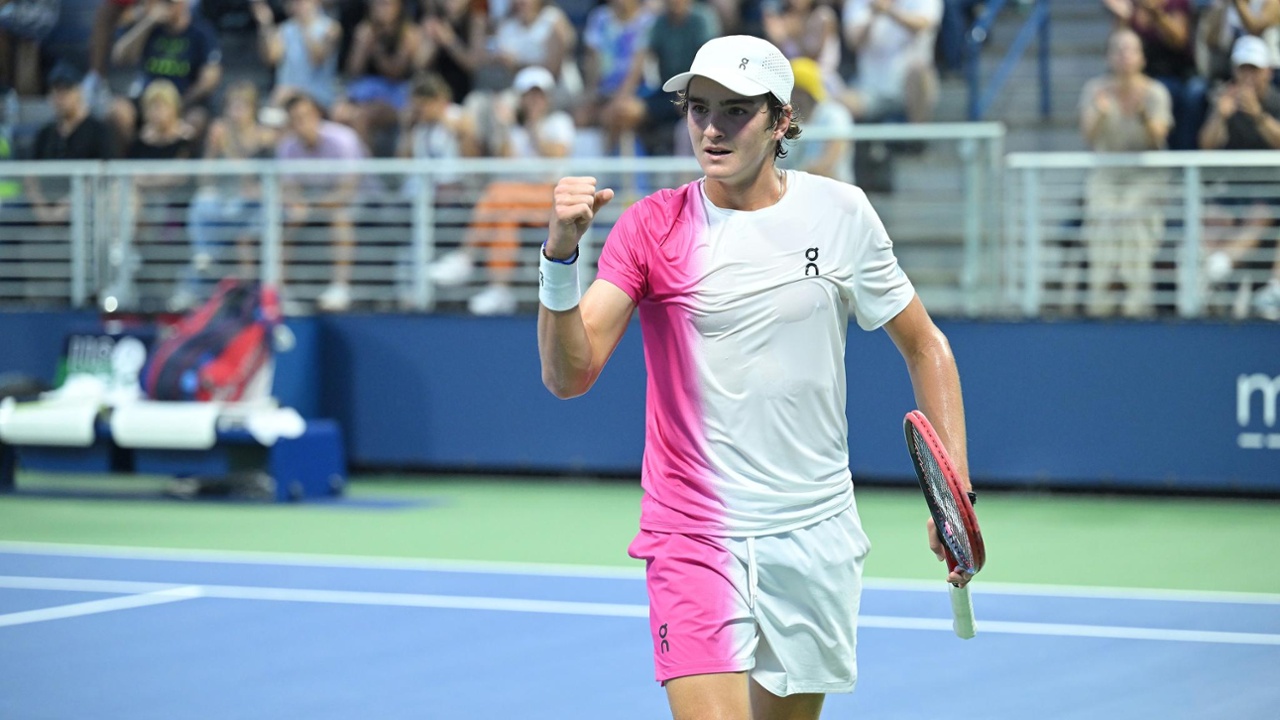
left=142, top=279, right=282, bottom=402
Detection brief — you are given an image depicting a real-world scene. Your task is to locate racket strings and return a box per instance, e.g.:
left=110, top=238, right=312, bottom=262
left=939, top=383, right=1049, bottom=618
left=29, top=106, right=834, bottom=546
left=911, top=427, right=975, bottom=571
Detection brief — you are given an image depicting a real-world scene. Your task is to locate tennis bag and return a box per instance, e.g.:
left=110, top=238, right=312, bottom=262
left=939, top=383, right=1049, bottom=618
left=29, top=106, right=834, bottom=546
left=142, top=279, right=282, bottom=402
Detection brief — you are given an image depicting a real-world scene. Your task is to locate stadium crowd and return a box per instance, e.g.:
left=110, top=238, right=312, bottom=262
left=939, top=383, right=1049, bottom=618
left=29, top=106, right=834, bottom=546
left=3, top=0, right=1279, bottom=316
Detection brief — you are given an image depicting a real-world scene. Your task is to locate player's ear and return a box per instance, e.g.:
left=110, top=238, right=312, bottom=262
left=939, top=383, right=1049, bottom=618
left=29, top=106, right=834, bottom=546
left=774, top=104, right=793, bottom=139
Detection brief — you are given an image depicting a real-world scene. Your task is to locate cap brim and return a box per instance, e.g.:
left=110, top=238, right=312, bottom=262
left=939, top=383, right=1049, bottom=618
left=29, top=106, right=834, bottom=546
left=662, top=71, right=775, bottom=100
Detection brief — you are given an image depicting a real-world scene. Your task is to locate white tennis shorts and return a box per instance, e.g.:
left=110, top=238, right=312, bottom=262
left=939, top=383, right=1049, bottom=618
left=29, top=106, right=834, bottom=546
left=628, top=502, right=871, bottom=696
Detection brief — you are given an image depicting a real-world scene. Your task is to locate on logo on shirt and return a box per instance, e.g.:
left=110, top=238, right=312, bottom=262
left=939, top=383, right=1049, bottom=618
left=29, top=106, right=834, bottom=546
left=805, top=247, right=820, bottom=277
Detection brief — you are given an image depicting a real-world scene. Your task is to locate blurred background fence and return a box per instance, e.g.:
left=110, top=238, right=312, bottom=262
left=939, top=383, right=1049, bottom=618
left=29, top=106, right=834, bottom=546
left=1007, top=150, right=1280, bottom=319
left=8, top=132, right=1280, bottom=322
left=1, top=124, right=1009, bottom=315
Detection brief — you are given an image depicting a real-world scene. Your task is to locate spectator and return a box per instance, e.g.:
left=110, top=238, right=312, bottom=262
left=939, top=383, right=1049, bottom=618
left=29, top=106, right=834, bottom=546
left=478, top=0, right=575, bottom=90
left=1199, top=0, right=1280, bottom=83
left=335, top=0, right=424, bottom=155
left=24, top=63, right=117, bottom=227
left=1103, top=0, right=1205, bottom=150
left=1198, top=35, right=1280, bottom=318
left=0, top=0, right=61, bottom=94
left=128, top=77, right=195, bottom=160
left=763, top=0, right=842, bottom=85
left=431, top=65, right=573, bottom=315
left=577, top=0, right=655, bottom=154
left=276, top=93, right=366, bottom=312
left=396, top=71, right=465, bottom=307
left=618, top=0, right=717, bottom=157
left=841, top=0, right=943, bottom=122
left=178, top=80, right=276, bottom=310
left=779, top=56, right=854, bottom=184
left=253, top=0, right=342, bottom=110
left=396, top=70, right=463, bottom=169
left=418, top=0, right=485, bottom=105
left=124, top=78, right=196, bottom=302
left=110, top=0, right=222, bottom=144
left=1079, top=28, right=1172, bottom=318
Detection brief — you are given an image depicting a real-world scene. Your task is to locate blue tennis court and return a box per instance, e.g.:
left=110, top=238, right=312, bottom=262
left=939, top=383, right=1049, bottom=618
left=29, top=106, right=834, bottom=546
left=1, top=543, right=1277, bottom=720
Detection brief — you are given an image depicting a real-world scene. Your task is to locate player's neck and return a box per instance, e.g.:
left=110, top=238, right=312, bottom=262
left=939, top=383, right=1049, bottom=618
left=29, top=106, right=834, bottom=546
left=703, top=166, right=786, bottom=212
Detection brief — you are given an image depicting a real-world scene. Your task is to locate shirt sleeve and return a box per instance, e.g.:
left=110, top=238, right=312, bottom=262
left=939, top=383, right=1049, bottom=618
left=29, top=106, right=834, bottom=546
left=847, top=188, right=915, bottom=331
left=595, top=203, right=651, bottom=303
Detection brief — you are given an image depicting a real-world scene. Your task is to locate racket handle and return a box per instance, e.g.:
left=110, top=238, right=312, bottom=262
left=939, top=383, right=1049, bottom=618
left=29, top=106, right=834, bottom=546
left=949, top=584, right=977, bottom=639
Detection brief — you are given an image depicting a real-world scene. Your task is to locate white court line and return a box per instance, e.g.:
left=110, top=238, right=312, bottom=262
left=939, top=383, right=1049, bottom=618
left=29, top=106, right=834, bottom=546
left=2, top=575, right=1277, bottom=646
left=2, top=540, right=1279, bottom=605
left=0, top=584, right=203, bottom=628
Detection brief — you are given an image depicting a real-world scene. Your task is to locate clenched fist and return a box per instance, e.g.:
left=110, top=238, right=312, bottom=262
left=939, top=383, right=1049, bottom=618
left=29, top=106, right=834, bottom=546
left=548, top=176, right=614, bottom=259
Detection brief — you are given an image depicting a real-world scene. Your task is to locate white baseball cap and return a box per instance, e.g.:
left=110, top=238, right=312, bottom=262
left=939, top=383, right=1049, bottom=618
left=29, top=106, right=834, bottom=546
left=662, top=35, right=794, bottom=105
left=513, top=66, right=556, bottom=94
left=1231, top=35, right=1274, bottom=68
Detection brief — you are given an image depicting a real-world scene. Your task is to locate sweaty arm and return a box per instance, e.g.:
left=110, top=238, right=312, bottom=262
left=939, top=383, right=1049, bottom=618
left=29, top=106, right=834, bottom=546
left=538, top=176, right=634, bottom=399
left=885, top=295, right=972, bottom=585
left=538, top=280, right=636, bottom=398
left=884, top=295, right=969, bottom=488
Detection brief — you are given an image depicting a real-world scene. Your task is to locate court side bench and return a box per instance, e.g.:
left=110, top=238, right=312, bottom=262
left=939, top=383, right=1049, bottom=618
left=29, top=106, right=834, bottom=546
left=0, top=399, right=346, bottom=502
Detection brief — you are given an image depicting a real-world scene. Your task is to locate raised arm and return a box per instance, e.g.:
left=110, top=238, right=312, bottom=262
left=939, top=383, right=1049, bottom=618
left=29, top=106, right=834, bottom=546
left=537, top=176, right=635, bottom=399
left=112, top=2, right=167, bottom=66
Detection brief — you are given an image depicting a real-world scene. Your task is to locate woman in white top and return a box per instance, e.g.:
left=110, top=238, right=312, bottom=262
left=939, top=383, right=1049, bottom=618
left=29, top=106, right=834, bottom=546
left=433, top=66, right=576, bottom=315
left=1079, top=29, right=1173, bottom=317
left=478, top=0, right=576, bottom=89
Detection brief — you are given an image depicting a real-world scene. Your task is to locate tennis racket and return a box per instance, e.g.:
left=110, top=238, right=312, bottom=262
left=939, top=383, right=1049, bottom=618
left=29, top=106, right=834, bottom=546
left=903, top=410, right=985, bottom=639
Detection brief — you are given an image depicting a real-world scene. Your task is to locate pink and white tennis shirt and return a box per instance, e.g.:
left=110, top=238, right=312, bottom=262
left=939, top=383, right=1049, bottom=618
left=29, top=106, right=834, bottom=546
left=596, top=170, right=916, bottom=537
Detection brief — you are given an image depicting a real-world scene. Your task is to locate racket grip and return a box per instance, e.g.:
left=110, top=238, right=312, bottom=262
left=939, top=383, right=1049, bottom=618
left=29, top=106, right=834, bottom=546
left=949, top=584, right=977, bottom=639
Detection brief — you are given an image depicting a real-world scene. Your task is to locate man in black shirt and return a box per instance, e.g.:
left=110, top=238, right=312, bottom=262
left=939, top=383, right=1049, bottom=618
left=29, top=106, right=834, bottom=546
left=25, top=63, right=118, bottom=225
left=110, top=0, right=223, bottom=143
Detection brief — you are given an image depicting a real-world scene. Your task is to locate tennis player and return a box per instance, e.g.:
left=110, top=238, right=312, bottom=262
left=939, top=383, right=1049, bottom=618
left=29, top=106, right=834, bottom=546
left=537, top=34, right=972, bottom=720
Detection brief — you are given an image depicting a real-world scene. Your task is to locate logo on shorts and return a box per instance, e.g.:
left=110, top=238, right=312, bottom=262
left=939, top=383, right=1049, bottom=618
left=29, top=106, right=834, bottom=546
left=658, top=623, right=670, bottom=653
left=805, top=247, right=820, bottom=277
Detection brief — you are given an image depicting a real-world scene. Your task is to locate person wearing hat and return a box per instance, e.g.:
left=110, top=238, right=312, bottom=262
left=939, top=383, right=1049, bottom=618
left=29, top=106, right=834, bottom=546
left=778, top=56, right=854, bottom=184
left=1199, top=35, right=1280, bottom=151
left=538, top=35, right=972, bottom=718
left=1199, top=34, right=1280, bottom=318
left=434, top=65, right=576, bottom=315
left=24, top=63, right=118, bottom=226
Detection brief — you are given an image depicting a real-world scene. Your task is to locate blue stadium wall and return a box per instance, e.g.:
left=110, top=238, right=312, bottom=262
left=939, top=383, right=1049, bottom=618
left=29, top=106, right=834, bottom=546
left=1, top=312, right=1276, bottom=493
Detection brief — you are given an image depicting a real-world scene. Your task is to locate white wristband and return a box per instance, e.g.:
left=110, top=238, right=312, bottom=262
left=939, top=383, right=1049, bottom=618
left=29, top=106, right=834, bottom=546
left=539, top=252, right=581, bottom=312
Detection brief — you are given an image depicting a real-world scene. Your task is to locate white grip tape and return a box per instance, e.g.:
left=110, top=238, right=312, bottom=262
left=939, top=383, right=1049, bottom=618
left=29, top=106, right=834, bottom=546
left=538, top=254, right=581, bottom=312
left=950, top=584, right=977, bottom=639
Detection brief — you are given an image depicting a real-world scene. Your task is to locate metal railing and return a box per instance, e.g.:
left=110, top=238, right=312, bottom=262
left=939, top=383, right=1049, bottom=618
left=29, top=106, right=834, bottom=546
left=966, top=0, right=1052, bottom=121
left=0, top=124, right=1006, bottom=316
left=1006, top=150, right=1280, bottom=319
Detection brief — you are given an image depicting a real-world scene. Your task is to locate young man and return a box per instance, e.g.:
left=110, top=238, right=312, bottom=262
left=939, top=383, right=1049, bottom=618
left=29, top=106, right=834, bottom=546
left=276, top=94, right=366, bottom=312
left=537, top=35, right=972, bottom=720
